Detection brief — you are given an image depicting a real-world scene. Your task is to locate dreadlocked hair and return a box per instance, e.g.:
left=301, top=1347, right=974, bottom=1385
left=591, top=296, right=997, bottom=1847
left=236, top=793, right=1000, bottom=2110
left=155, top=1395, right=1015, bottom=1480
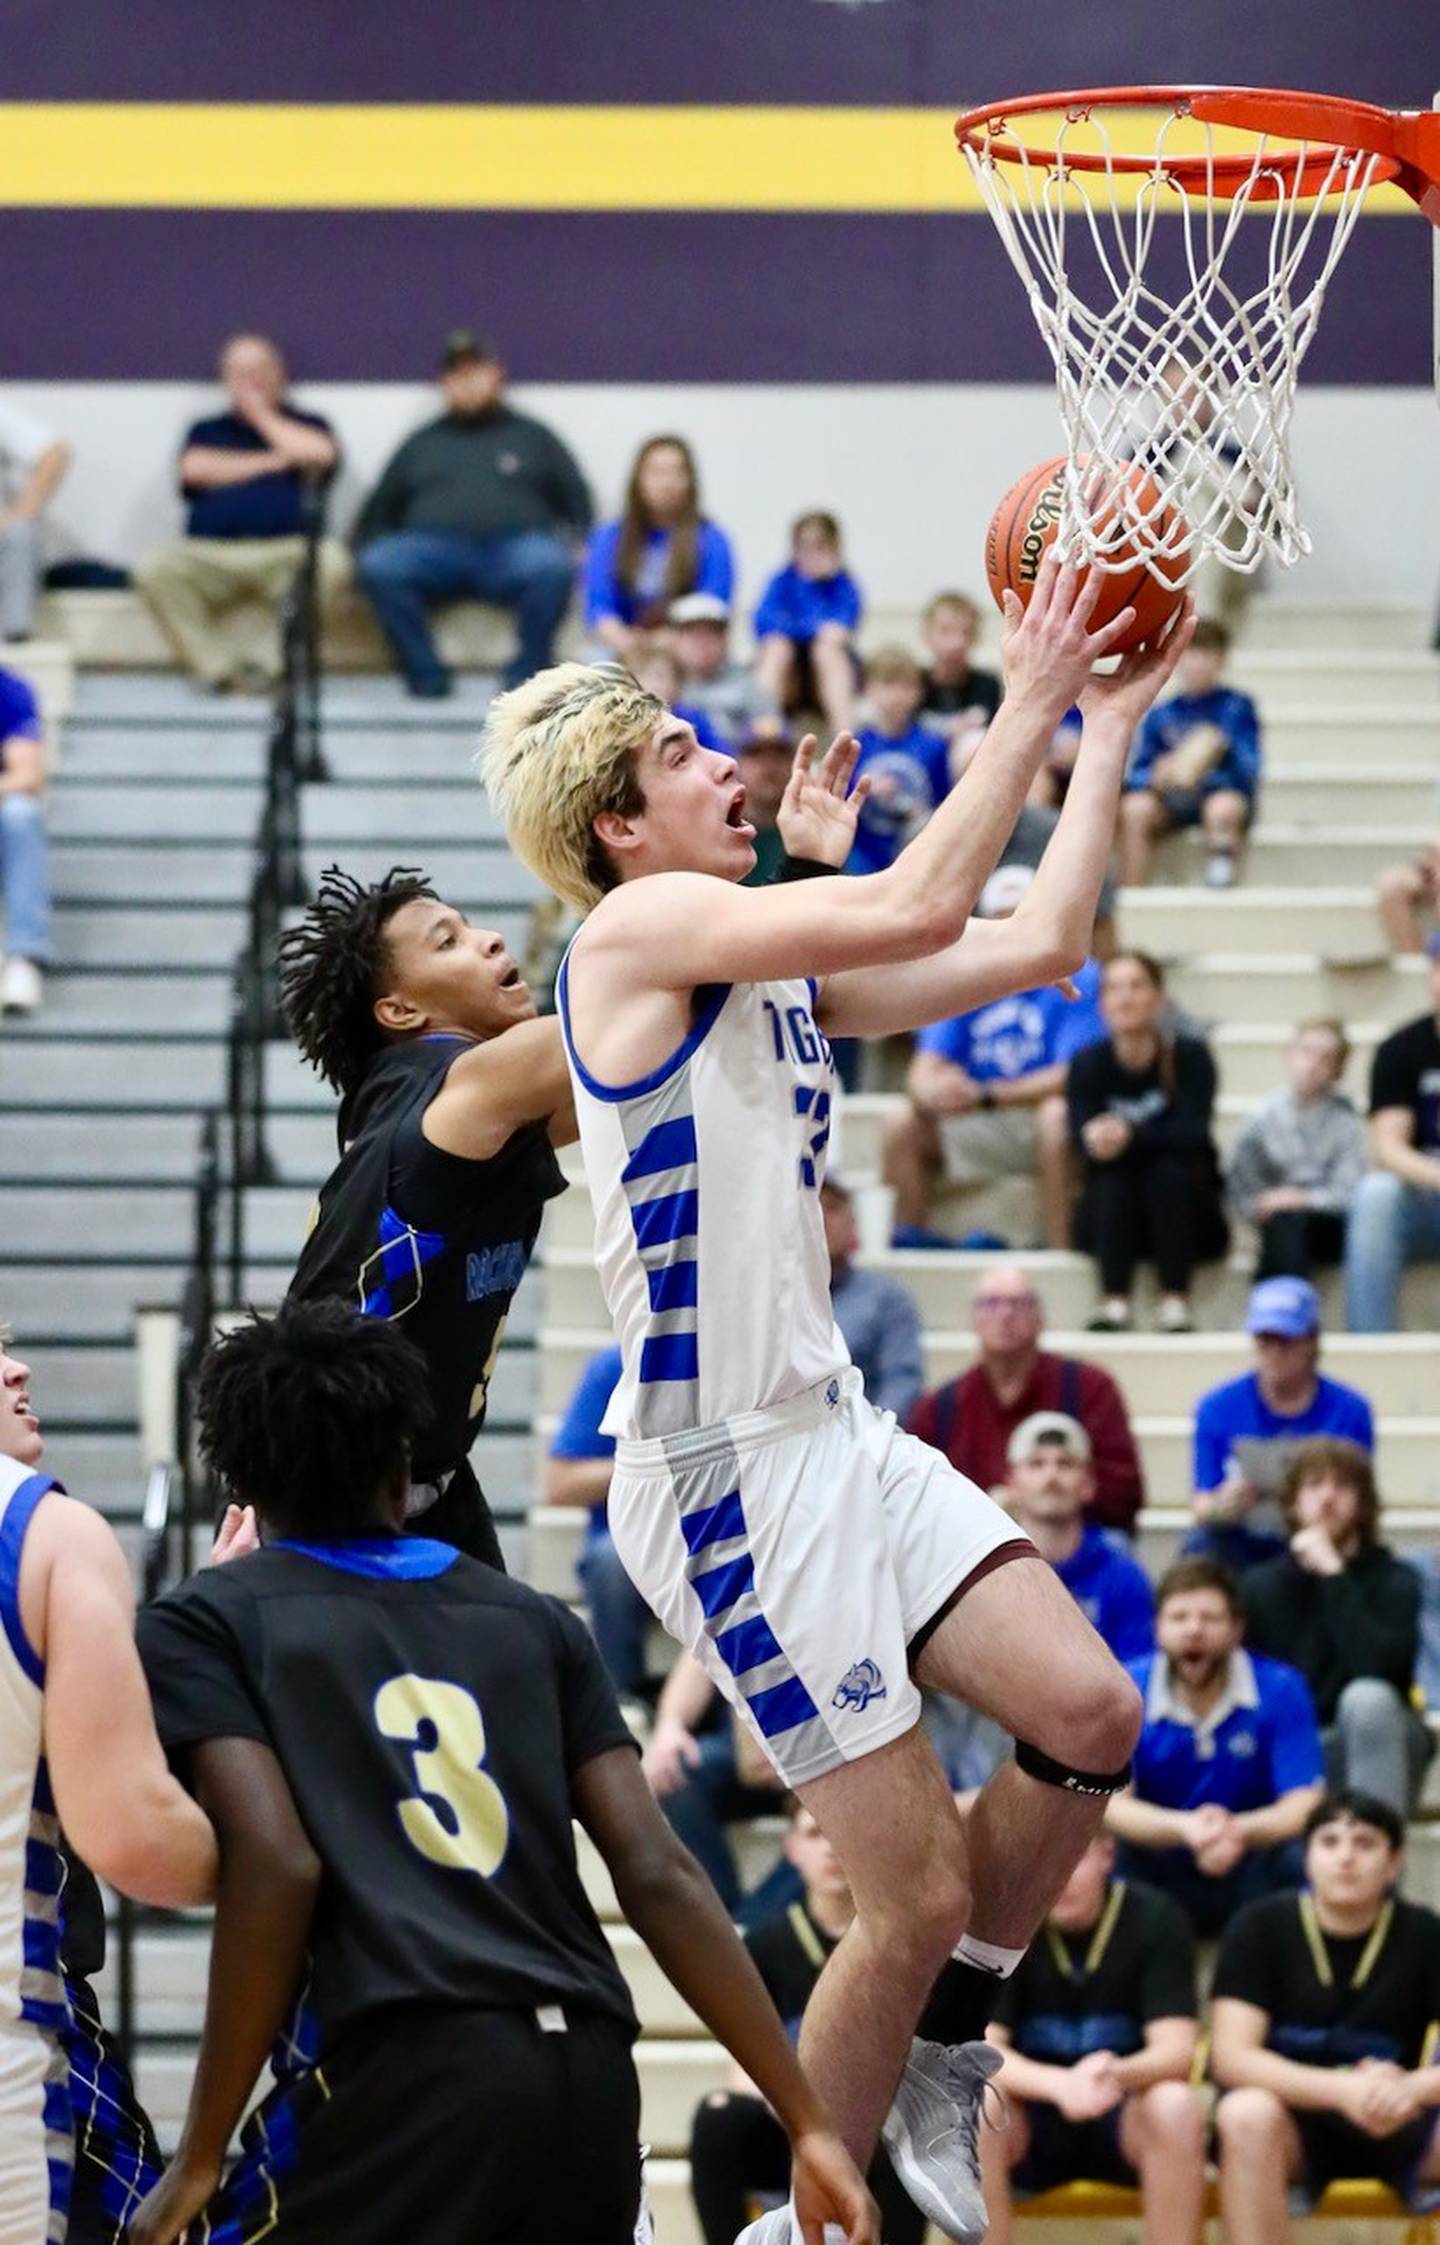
left=196, top=1299, right=434, bottom=1538
left=278, top=864, right=437, bottom=1098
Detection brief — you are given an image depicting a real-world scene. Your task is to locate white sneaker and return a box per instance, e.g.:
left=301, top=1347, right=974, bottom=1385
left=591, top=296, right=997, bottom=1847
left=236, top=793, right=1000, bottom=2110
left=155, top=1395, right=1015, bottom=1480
left=0, top=956, right=42, bottom=1015
left=732, top=2214, right=848, bottom=2245
left=882, top=2036, right=1002, bottom=2243
left=1203, top=850, right=1237, bottom=889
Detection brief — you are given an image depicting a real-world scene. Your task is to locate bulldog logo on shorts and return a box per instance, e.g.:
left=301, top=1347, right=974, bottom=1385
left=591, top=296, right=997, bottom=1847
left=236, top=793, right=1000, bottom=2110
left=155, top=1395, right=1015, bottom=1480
left=833, top=1658, right=886, bottom=1712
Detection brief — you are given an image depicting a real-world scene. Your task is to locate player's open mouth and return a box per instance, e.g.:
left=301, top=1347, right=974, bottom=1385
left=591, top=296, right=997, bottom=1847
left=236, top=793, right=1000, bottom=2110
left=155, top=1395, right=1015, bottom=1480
left=498, top=965, right=527, bottom=993
left=725, top=789, right=755, bottom=838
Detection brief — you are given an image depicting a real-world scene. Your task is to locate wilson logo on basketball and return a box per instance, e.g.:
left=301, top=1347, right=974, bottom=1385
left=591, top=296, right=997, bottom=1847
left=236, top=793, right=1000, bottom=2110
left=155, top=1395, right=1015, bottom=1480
left=1018, top=478, right=1064, bottom=586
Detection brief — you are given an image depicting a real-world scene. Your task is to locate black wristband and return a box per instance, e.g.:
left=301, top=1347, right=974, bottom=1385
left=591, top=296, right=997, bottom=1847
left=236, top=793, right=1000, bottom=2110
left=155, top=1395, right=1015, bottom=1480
left=772, top=853, right=834, bottom=884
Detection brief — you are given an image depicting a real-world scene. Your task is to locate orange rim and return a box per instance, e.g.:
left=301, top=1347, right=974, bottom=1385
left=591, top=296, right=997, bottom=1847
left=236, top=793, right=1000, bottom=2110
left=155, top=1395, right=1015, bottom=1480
left=952, top=84, right=1436, bottom=204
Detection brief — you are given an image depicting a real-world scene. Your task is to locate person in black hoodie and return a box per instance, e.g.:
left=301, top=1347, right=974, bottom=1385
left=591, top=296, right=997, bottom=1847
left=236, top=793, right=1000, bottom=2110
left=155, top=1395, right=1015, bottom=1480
left=1243, top=1437, right=1430, bottom=1818
left=1066, top=950, right=1227, bottom=1335
left=280, top=865, right=571, bottom=1567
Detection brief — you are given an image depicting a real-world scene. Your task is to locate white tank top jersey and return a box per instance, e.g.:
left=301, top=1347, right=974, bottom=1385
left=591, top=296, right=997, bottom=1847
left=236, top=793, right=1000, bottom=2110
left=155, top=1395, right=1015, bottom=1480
left=0, top=1455, right=65, bottom=2040
left=557, top=949, right=850, bottom=1441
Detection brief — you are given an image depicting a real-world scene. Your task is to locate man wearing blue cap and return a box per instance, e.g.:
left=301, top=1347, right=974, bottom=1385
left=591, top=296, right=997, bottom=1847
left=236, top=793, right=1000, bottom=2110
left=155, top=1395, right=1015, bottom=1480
left=1186, top=1278, right=1374, bottom=1575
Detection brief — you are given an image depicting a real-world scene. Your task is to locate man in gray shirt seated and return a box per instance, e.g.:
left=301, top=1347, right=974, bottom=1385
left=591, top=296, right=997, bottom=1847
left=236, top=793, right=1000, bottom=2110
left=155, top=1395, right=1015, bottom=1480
left=822, top=1174, right=925, bottom=1422
left=355, top=331, right=592, bottom=699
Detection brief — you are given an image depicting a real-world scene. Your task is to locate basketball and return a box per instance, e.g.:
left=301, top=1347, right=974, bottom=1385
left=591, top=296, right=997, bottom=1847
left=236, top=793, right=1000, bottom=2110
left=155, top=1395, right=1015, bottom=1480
left=985, top=455, right=1190, bottom=655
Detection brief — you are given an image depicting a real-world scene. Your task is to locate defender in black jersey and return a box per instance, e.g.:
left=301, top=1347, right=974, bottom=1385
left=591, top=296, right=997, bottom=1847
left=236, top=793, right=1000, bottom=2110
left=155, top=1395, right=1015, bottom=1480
left=981, top=1836, right=1204, bottom=2245
left=128, top=1303, right=876, bottom=2245
left=280, top=865, right=572, bottom=1568
left=1214, top=1791, right=1440, bottom=2241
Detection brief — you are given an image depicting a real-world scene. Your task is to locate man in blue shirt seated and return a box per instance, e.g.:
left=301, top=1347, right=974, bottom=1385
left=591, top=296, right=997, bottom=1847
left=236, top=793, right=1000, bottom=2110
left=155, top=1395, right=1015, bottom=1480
left=1107, top=1557, right=1325, bottom=1937
left=1186, top=1277, right=1375, bottom=1575
left=883, top=867, right=1106, bottom=1250
left=543, top=1342, right=654, bottom=1705
left=821, top=1175, right=924, bottom=1423
left=846, top=647, right=951, bottom=878
left=1006, top=1415, right=1154, bottom=1664
left=1117, top=619, right=1261, bottom=890
left=134, top=332, right=347, bottom=693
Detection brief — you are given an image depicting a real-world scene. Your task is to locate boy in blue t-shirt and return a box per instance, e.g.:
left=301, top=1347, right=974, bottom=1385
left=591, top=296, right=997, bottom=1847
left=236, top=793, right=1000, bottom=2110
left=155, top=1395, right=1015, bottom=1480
left=752, top=509, right=862, bottom=736
left=1118, top=618, right=1260, bottom=890
left=846, top=647, right=951, bottom=877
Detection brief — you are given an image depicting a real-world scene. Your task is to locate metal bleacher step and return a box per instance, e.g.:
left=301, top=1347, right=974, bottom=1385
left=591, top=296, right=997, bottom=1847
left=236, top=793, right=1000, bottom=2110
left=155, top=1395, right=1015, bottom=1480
left=3, top=1262, right=189, bottom=1340
left=48, top=905, right=246, bottom=970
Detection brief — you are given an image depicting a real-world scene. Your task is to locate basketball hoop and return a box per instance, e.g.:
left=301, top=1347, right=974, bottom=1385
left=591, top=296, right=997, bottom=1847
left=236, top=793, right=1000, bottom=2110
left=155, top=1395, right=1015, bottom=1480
left=953, top=87, right=1440, bottom=581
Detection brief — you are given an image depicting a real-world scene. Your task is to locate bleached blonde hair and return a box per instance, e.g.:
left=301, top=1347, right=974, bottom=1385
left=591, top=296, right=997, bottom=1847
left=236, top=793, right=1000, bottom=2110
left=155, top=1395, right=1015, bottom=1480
left=479, top=662, right=664, bottom=914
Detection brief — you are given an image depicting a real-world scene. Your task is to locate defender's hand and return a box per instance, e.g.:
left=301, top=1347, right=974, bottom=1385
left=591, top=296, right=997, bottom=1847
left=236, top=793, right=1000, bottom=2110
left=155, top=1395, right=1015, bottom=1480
left=791, top=2126, right=881, bottom=2245
left=126, top=2150, right=222, bottom=2245
left=777, top=733, right=871, bottom=870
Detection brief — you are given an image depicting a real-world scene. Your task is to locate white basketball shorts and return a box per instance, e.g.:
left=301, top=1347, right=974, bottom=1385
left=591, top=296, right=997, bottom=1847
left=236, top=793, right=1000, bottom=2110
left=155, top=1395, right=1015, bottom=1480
left=608, top=1365, right=1031, bottom=1787
left=0, top=2021, right=70, bottom=2244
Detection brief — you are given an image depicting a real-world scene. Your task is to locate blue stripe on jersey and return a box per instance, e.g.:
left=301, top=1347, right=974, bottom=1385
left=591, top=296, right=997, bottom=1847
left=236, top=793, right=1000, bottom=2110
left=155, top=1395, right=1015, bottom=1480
left=358, top=1204, right=448, bottom=1321
left=640, top=1332, right=700, bottom=1385
left=680, top=1488, right=746, bottom=1556
left=0, top=1471, right=54, bottom=1688
left=749, top=1673, right=822, bottom=1739
left=272, top=1537, right=461, bottom=1580
left=691, top=1551, right=756, bottom=1620
left=556, top=951, right=732, bottom=1104
left=630, top=1189, right=699, bottom=1250
left=22, top=1761, right=65, bottom=2033
left=647, top=1261, right=698, bottom=1313
left=712, top=1612, right=784, bottom=1677
left=43, top=2066, right=73, bottom=2232
left=622, top=1113, right=698, bottom=1182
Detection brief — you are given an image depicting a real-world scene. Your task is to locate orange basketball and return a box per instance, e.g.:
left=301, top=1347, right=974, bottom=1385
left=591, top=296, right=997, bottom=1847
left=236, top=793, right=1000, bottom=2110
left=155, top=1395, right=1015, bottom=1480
left=985, top=455, right=1189, bottom=656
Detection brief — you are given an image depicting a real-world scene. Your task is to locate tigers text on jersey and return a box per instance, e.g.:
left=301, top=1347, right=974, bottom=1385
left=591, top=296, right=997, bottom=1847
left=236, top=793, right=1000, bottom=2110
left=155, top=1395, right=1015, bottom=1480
left=0, top=1457, right=72, bottom=2244
left=557, top=954, right=848, bottom=1441
left=136, top=1539, right=639, bottom=2049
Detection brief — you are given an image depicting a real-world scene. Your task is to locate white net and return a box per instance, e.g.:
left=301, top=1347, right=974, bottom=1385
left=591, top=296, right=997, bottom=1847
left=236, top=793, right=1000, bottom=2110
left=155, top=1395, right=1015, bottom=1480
left=960, top=100, right=1384, bottom=580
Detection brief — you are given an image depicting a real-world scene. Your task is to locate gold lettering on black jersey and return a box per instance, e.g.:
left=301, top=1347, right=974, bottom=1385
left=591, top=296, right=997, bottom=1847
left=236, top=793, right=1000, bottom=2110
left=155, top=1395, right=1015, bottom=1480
left=374, top=1674, right=509, bottom=1878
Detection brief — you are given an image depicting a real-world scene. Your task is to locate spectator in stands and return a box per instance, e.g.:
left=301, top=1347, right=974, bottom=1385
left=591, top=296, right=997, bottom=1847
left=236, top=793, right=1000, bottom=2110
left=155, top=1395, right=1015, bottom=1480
left=1243, top=1439, right=1428, bottom=1817
left=135, top=332, right=346, bottom=694
left=1376, top=838, right=1440, bottom=957
left=979, top=1835, right=1205, bottom=2245
left=1228, top=1022, right=1368, bottom=1281
left=354, top=331, right=590, bottom=699
left=1068, top=951, right=1228, bottom=1334
left=752, top=510, right=862, bottom=735
left=1212, top=1789, right=1440, bottom=2243
left=669, top=591, right=779, bottom=751
left=907, top=1264, right=1145, bottom=1536
left=0, top=664, right=51, bottom=1016
left=0, top=398, right=69, bottom=642
left=736, top=724, right=797, bottom=889
left=1107, top=1557, right=1325, bottom=1936
left=846, top=647, right=951, bottom=876
left=1345, top=938, right=1440, bottom=1331
left=584, top=436, right=734, bottom=664
left=688, top=1800, right=925, bottom=2245
left=1116, top=620, right=1261, bottom=889
left=627, top=636, right=724, bottom=752
left=918, top=591, right=1001, bottom=769
left=882, top=866, right=1104, bottom=1251
left=1005, top=1415, right=1155, bottom=1663
left=1188, top=1277, right=1375, bottom=1575
left=821, top=1175, right=924, bottom=1422
left=543, top=1342, right=652, bottom=1705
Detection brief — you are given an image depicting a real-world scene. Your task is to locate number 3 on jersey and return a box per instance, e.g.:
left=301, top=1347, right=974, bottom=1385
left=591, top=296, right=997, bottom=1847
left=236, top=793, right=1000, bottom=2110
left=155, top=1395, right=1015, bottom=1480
left=374, top=1673, right=509, bottom=1877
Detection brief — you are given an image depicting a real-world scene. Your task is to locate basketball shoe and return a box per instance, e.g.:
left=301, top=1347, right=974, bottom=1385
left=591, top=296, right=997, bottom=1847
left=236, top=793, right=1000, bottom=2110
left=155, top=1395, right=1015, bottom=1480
left=881, top=2035, right=1003, bottom=2241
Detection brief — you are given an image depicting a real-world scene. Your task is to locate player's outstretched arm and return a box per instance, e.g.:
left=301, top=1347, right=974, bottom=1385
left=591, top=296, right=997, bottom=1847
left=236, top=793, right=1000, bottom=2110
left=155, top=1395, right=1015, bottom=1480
left=127, top=1739, right=322, bottom=2245
left=575, top=1745, right=879, bottom=2245
left=817, top=604, right=1196, bottom=1039
left=27, top=1499, right=218, bottom=1907
left=578, top=551, right=1136, bottom=998
left=422, top=1012, right=576, bottom=1158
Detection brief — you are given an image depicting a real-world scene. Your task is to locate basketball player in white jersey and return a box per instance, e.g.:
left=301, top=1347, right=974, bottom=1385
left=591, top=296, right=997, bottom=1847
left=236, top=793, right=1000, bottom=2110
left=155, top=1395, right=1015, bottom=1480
left=483, top=552, right=1192, bottom=2244
left=0, top=1337, right=217, bottom=2241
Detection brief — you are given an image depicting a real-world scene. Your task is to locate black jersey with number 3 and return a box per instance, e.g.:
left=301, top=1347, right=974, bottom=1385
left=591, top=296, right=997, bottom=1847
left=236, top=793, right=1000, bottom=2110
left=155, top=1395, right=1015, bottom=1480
left=136, top=1539, right=639, bottom=2044
left=287, top=1037, right=565, bottom=1484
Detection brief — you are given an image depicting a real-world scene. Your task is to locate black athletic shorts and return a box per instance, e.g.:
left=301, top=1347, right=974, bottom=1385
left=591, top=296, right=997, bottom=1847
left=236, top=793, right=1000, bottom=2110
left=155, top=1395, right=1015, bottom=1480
left=1012, top=2105, right=1134, bottom=2197
left=1293, top=2108, right=1440, bottom=2212
left=64, top=1976, right=163, bottom=2244
left=199, top=2003, right=643, bottom=2244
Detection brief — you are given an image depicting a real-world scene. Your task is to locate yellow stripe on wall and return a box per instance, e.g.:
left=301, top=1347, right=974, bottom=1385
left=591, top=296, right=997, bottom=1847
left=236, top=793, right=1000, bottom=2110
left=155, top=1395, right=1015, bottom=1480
left=0, top=102, right=1417, bottom=213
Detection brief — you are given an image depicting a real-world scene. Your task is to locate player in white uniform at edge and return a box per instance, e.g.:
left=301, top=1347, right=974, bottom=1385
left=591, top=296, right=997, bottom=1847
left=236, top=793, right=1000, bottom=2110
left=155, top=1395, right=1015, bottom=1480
left=484, top=551, right=1193, bottom=2245
left=0, top=1337, right=217, bottom=2241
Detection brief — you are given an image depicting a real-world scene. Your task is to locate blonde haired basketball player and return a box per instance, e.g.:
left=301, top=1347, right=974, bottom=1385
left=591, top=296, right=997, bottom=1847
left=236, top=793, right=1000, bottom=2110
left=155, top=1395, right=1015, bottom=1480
left=484, top=553, right=1192, bottom=2244
left=0, top=1337, right=216, bottom=2240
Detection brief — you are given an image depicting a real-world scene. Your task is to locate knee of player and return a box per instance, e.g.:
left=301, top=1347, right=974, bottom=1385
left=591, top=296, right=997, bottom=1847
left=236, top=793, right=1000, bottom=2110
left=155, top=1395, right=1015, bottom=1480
left=1134, top=2078, right=1206, bottom=2151
left=1033, top=1655, right=1142, bottom=1773
left=1215, top=2085, right=1287, bottom=2154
